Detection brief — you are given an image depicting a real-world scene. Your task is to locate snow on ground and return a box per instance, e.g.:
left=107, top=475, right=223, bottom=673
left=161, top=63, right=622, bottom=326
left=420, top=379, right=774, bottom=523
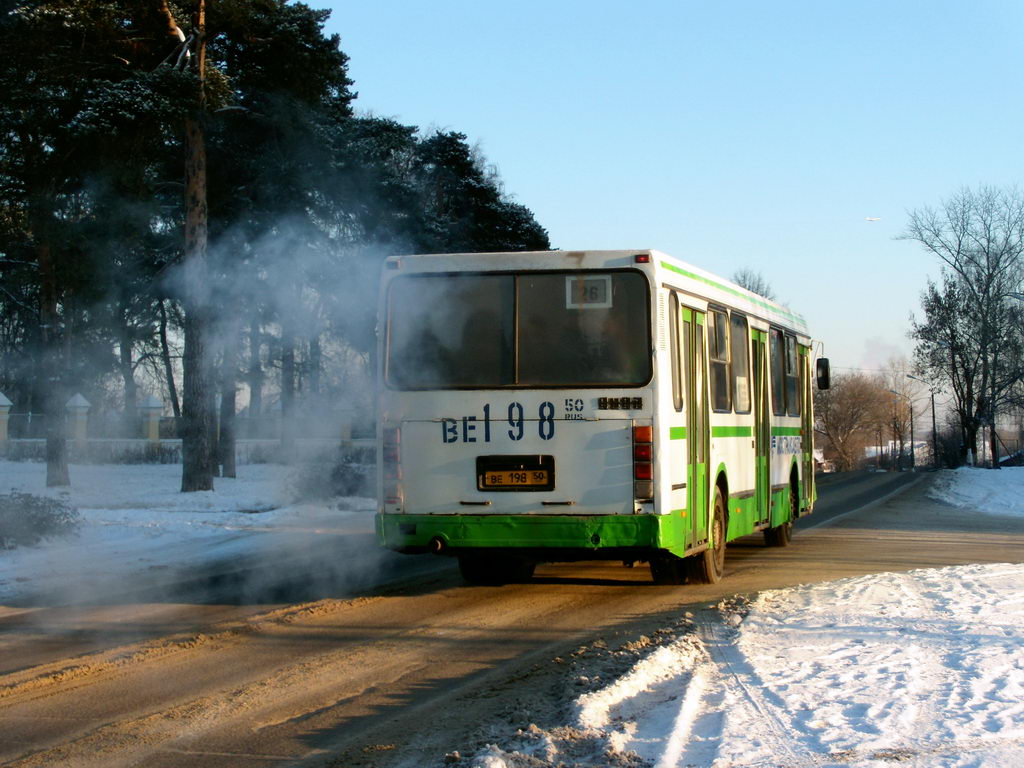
left=478, top=564, right=1024, bottom=768
left=927, top=466, right=1024, bottom=516
left=0, top=461, right=375, bottom=604
left=3, top=463, right=1024, bottom=766
left=471, top=468, right=1024, bottom=768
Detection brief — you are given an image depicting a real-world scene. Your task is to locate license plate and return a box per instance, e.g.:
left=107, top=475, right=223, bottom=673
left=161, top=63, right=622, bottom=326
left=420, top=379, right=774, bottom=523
left=482, top=470, right=549, bottom=488
left=476, top=455, right=555, bottom=492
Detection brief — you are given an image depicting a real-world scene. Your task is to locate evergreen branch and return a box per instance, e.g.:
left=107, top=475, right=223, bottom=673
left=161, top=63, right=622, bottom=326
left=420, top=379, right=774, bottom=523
left=0, top=285, right=35, bottom=313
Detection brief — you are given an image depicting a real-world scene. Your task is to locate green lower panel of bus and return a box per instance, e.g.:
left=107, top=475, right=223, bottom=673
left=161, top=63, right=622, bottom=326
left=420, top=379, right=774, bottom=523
left=376, top=512, right=687, bottom=557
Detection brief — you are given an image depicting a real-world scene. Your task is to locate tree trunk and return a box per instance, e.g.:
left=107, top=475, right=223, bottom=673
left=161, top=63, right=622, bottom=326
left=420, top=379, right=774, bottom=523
left=180, top=109, right=215, bottom=492
left=219, top=386, right=237, bottom=477
left=180, top=309, right=215, bottom=492
left=176, top=0, right=214, bottom=492
left=209, top=345, right=220, bottom=477
left=990, top=372, right=1001, bottom=469
left=218, top=329, right=239, bottom=478
left=247, top=318, right=263, bottom=420
left=159, top=299, right=182, bottom=420
left=280, top=330, right=296, bottom=453
left=964, top=419, right=980, bottom=465
left=36, top=233, right=70, bottom=487
left=118, top=312, right=138, bottom=436
left=39, top=252, right=70, bottom=483
left=308, top=333, right=322, bottom=397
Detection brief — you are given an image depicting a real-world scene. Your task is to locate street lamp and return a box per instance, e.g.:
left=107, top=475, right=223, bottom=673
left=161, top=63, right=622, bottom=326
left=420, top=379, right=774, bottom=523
left=907, top=374, right=939, bottom=469
left=889, top=389, right=915, bottom=471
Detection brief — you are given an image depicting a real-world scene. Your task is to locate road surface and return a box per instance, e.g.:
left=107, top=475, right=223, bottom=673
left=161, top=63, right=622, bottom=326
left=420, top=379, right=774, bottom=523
left=1, top=470, right=1022, bottom=767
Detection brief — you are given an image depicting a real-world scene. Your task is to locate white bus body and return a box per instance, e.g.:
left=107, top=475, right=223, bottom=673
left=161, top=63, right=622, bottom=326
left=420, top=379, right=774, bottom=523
left=376, top=249, right=826, bottom=584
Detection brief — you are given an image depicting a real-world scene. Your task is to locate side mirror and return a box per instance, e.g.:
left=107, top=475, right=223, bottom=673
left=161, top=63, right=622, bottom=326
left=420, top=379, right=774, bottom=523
left=816, top=357, right=831, bottom=390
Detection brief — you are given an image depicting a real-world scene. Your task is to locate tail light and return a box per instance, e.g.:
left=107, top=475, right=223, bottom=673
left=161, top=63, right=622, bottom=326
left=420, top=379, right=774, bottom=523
left=383, top=426, right=403, bottom=506
left=633, top=425, right=654, bottom=500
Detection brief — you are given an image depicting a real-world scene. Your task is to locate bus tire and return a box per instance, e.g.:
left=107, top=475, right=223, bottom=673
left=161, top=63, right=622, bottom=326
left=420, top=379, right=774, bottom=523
left=764, top=484, right=796, bottom=547
left=458, top=555, right=535, bottom=585
left=649, top=555, right=686, bottom=585
left=508, top=559, right=537, bottom=583
left=688, top=489, right=726, bottom=584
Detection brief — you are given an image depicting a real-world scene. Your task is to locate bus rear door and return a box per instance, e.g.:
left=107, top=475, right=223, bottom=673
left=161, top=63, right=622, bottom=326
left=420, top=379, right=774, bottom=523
left=682, top=308, right=709, bottom=545
left=752, top=328, right=770, bottom=526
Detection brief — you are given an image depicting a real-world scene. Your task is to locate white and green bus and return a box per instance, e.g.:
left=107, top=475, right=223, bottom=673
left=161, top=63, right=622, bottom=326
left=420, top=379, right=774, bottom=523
left=376, top=249, right=830, bottom=584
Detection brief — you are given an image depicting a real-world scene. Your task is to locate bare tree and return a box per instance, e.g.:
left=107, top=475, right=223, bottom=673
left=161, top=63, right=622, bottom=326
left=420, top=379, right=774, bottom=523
left=903, top=185, right=1024, bottom=467
left=880, top=357, right=922, bottom=469
left=732, top=268, right=776, bottom=301
left=814, top=372, right=890, bottom=471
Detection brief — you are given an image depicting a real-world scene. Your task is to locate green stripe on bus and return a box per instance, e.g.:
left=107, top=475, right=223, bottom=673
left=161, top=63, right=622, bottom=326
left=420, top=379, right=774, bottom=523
left=377, top=512, right=688, bottom=553
left=711, top=426, right=753, bottom=438
left=659, top=260, right=806, bottom=327
left=670, top=426, right=687, bottom=440
left=772, top=427, right=802, bottom=436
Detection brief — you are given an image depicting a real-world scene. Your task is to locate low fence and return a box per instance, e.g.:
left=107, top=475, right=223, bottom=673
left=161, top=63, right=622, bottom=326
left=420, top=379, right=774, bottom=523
left=0, top=438, right=375, bottom=465
left=3, top=413, right=366, bottom=442
left=0, top=392, right=374, bottom=465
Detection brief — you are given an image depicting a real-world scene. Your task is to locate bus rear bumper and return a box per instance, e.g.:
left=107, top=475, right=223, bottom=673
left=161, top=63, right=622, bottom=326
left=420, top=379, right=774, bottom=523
left=376, top=512, right=683, bottom=558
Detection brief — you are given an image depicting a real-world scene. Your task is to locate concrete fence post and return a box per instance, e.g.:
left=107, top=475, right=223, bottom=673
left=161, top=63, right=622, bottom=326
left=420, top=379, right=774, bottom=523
left=338, top=407, right=353, bottom=441
left=65, top=393, right=91, bottom=444
left=0, top=392, right=11, bottom=443
left=140, top=394, right=164, bottom=442
left=271, top=400, right=283, bottom=441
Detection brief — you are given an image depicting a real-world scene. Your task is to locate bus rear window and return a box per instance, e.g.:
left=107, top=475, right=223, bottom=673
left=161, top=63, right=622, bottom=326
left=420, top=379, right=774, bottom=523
left=386, top=271, right=651, bottom=389
left=386, top=274, right=513, bottom=389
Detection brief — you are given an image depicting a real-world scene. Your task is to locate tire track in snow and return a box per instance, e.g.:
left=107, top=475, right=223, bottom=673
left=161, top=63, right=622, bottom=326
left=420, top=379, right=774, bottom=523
left=714, top=565, right=1024, bottom=767
left=651, top=667, right=709, bottom=768
left=696, top=610, right=817, bottom=767
left=903, top=566, right=1024, bottom=754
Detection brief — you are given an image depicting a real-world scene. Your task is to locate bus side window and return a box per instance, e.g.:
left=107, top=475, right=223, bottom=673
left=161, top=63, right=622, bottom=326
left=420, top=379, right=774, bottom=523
left=730, top=313, right=751, bottom=413
left=770, top=328, right=785, bottom=416
left=670, top=293, right=682, bottom=411
left=694, top=320, right=706, bottom=464
left=785, top=334, right=801, bottom=416
left=709, top=308, right=730, bottom=412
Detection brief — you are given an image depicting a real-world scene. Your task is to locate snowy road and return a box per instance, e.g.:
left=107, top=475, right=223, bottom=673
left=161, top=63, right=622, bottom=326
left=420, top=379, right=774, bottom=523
left=0, top=469, right=1022, bottom=767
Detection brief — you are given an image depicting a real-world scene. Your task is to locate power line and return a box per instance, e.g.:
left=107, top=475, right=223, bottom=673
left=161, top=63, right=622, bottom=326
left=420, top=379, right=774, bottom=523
left=830, top=365, right=917, bottom=374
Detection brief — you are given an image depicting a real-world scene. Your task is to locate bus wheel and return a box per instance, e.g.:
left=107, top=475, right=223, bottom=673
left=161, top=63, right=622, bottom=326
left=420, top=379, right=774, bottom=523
left=764, top=485, right=796, bottom=547
left=508, top=559, right=537, bottom=583
left=458, top=555, right=534, bottom=585
left=649, top=555, right=686, bottom=585
left=688, top=490, right=726, bottom=584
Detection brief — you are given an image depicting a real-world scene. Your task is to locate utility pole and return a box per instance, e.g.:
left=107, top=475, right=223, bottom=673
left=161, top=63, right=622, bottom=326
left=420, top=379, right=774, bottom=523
left=929, top=391, right=937, bottom=467
left=910, top=404, right=915, bottom=470
left=908, top=374, right=939, bottom=470
left=889, top=389, right=915, bottom=471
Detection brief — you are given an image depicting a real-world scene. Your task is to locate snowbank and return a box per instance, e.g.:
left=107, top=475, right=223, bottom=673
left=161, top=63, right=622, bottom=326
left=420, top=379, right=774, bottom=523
left=476, top=564, right=1024, bottom=768
left=471, top=468, right=1024, bottom=768
left=927, top=466, right=1024, bottom=516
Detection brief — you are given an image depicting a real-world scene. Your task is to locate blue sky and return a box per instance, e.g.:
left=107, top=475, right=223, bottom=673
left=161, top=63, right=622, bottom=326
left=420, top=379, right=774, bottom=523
left=322, top=1, right=1024, bottom=373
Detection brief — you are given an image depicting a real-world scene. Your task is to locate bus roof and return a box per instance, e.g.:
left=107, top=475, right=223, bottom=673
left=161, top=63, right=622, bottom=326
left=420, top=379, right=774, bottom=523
left=385, top=249, right=809, bottom=338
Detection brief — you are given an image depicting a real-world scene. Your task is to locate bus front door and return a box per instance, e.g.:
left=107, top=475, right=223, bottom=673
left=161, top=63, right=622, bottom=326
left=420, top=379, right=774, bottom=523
left=682, top=308, right=709, bottom=545
left=752, top=329, right=770, bottom=526
left=800, top=347, right=814, bottom=512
